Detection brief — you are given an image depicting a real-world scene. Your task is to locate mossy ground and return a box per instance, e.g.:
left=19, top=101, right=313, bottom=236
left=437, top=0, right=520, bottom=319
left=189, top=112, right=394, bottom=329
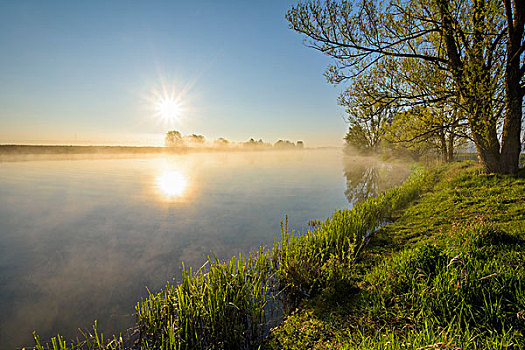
left=266, top=162, right=525, bottom=349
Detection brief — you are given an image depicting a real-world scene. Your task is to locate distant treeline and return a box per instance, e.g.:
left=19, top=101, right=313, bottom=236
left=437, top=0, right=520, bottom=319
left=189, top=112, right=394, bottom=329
left=164, top=130, right=304, bottom=149
left=0, top=139, right=305, bottom=156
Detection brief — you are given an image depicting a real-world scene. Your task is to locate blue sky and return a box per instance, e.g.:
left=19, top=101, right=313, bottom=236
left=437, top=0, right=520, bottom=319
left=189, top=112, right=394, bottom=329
left=0, top=1, right=347, bottom=146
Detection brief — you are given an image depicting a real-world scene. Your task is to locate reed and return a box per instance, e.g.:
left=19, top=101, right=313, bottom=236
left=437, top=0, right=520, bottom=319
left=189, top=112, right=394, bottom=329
left=135, top=247, right=277, bottom=349
left=31, top=322, right=123, bottom=350
left=272, top=166, right=430, bottom=307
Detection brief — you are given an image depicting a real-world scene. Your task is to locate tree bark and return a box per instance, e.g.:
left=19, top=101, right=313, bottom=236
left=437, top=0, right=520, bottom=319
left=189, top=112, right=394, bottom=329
left=470, top=121, right=502, bottom=172
left=500, top=81, right=523, bottom=174
left=500, top=0, right=524, bottom=174
left=447, top=133, right=455, bottom=162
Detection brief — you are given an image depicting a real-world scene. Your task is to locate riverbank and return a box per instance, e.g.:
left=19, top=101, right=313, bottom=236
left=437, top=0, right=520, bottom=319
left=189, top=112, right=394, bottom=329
left=266, top=162, right=525, bottom=349
left=29, top=161, right=525, bottom=349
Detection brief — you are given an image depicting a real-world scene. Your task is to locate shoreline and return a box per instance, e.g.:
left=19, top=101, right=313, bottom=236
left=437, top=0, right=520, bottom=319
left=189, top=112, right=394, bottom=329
left=0, top=144, right=341, bottom=155
left=0, top=144, right=335, bottom=163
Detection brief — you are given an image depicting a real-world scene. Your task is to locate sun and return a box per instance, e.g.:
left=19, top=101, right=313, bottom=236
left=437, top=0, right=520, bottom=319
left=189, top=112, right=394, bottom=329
left=145, top=78, right=193, bottom=127
left=146, top=77, right=192, bottom=126
left=156, top=97, right=181, bottom=123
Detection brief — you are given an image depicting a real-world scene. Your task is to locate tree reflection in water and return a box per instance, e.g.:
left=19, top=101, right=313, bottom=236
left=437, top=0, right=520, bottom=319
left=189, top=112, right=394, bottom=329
left=343, top=156, right=410, bottom=206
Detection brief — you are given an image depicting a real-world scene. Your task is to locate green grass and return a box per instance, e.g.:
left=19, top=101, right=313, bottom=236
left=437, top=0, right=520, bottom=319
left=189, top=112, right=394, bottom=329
left=266, top=162, right=525, bottom=349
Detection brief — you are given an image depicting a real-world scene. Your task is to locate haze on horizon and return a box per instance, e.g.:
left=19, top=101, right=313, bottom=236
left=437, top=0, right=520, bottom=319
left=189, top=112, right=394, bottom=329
left=0, top=1, right=346, bottom=147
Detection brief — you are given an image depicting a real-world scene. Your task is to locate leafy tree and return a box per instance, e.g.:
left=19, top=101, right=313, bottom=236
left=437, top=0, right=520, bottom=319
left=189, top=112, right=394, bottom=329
left=386, top=57, right=471, bottom=161
left=274, top=140, right=296, bottom=149
left=287, top=0, right=524, bottom=173
left=165, top=130, right=183, bottom=147
left=345, top=124, right=377, bottom=153
left=386, top=105, right=468, bottom=161
left=341, top=57, right=468, bottom=156
left=184, top=134, right=206, bottom=146
left=214, top=137, right=230, bottom=146
left=340, top=63, right=399, bottom=153
left=243, top=138, right=270, bottom=149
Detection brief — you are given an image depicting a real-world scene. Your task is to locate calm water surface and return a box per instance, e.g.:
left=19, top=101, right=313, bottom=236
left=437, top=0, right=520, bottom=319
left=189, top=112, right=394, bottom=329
left=0, top=149, right=408, bottom=348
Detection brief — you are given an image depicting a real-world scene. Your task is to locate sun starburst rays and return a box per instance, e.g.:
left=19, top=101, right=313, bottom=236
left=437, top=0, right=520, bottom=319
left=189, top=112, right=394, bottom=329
left=144, top=77, right=192, bottom=127
left=156, top=96, right=182, bottom=123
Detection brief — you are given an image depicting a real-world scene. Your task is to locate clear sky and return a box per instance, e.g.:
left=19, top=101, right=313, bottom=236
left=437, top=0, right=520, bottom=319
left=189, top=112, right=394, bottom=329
left=0, top=0, right=347, bottom=147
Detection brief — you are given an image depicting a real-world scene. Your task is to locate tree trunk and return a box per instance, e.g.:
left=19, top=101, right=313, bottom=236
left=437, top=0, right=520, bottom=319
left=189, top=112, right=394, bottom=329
left=475, top=145, right=502, bottom=173
left=438, top=0, right=505, bottom=173
left=447, top=133, right=455, bottom=162
left=500, top=0, right=524, bottom=174
left=469, top=103, right=502, bottom=173
left=439, top=131, right=448, bottom=162
left=500, top=85, right=523, bottom=174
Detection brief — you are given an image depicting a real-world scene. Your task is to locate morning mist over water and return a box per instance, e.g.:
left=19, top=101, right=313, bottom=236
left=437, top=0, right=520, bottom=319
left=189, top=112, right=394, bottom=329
left=0, top=149, right=408, bottom=348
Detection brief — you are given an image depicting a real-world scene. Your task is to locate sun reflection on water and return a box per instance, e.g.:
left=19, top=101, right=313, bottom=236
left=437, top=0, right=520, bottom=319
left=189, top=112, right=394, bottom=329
left=156, top=170, right=188, bottom=199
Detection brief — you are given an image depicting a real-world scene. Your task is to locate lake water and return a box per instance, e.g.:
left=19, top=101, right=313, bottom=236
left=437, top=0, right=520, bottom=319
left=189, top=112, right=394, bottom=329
left=0, top=149, right=409, bottom=349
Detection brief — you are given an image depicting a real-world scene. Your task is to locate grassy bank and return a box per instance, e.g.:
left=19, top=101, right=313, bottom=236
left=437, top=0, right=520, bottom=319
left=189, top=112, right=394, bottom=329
left=267, top=162, right=525, bottom=349
left=29, top=162, right=525, bottom=349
